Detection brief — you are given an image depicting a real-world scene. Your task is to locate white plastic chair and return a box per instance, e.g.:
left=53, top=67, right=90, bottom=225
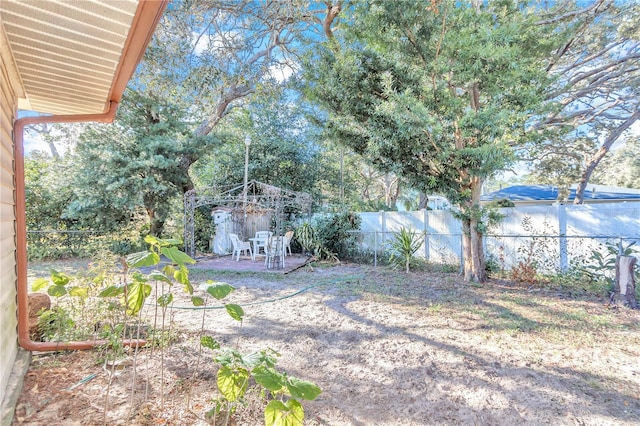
left=253, top=231, right=272, bottom=258
left=229, top=233, right=252, bottom=261
left=264, top=236, right=285, bottom=269
left=283, top=230, right=294, bottom=256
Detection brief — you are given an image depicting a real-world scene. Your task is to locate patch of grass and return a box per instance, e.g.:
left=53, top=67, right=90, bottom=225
left=558, top=309, right=590, bottom=323
left=585, top=378, right=603, bottom=390
left=427, top=303, right=444, bottom=314
left=189, top=268, right=287, bottom=284
left=28, top=258, right=92, bottom=281
left=510, top=296, right=539, bottom=307
left=540, top=271, right=610, bottom=297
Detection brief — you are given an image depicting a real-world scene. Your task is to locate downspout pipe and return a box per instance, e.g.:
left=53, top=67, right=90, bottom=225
left=15, top=101, right=146, bottom=351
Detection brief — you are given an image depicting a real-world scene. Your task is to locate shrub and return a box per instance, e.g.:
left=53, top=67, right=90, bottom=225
left=313, top=211, right=361, bottom=260
left=295, top=212, right=361, bottom=261
left=387, top=228, right=425, bottom=273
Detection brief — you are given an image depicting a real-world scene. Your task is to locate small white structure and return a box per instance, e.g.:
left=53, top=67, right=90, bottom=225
left=428, top=195, right=451, bottom=210
left=211, top=210, right=233, bottom=254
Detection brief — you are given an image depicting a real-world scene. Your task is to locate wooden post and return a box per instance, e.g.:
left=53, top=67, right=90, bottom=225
left=612, top=256, right=638, bottom=309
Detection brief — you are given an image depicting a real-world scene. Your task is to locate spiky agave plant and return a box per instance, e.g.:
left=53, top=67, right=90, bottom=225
left=388, top=228, right=425, bottom=273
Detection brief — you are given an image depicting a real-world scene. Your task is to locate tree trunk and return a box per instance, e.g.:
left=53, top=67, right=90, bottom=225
left=461, top=178, right=486, bottom=282
left=462, top=218, right=486, bottom=282
left=145, top=206, right=165, bottom=237
left=574, top=110, right=640, bottom=204
left=418, top=193, right=428, bottom=210
left=611, top=255, right=638, bottom=309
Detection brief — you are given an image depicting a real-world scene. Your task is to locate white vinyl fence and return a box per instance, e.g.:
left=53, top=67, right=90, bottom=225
left=347, top=202, right=640, bottom=272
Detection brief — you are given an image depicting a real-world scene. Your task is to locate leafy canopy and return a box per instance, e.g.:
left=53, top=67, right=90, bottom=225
left=305, top=0, right=557, bottom=207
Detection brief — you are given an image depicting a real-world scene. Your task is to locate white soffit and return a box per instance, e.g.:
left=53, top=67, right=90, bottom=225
left=1, top=0, right=139, bottom=115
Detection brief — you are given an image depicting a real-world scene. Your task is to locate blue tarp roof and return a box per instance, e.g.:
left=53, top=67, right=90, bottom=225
left=482, top=185, right=640, bottom=202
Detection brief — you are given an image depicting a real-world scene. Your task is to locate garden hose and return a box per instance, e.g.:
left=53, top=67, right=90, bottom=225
left=145, top=274, right=363, bottom=311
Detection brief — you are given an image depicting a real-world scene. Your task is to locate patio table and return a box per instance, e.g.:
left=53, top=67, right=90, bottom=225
left=249, top=237, right=267, bottom=261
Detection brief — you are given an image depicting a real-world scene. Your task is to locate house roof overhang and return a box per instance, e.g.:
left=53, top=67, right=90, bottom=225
left=0, top=0, right=167, bottom=116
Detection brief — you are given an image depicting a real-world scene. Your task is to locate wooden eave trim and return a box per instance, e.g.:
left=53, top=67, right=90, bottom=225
left=107, top=0, right=168, bottom=109
left=0, top=20, right=25, bottom=98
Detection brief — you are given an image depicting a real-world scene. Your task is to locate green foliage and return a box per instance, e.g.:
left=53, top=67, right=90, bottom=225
left=24, top=152, right=76, bottom=230
left=305, top=0, right=555, bottom=205
left=585, top=241, right=640, bottom=294
left=192, top=93, right=326, bottom=198
left=265, top=399, right=304, bottom=426
left=294, top=212, right=361, bottom=261
left=27, top=228, right=147, bottom=261
left=204, top=347, right=321, bottom=426
left=66, top=91, right=196, bottom=237
left=36, top=306, right=75, bottom=342
left=314, top=212, right=362, bottom=261
left=592, top=137, right=640, bottom=189
left=30, top=223, right=320, bottom=425
left=131, top=0, right=325, bottom=220
left=304, top=0, right=558, bottom=280
left=387, top=228, right=426, bottom=273
left=31, top=256, right=129, bottom=342
left=528, top=2, right=640, bottom=200
left=194, top=206, right=215, bottom=253
left=294, top=223, right=317, bottom=256
left=487, top=198, right=515, bottom=208
left=93, top=235, right=199, bottom=317
left=510, top=216, right=561, bottom=285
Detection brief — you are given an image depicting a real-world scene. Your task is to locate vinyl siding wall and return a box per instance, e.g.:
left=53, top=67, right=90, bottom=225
left=0, top=31, right=19, bottom=402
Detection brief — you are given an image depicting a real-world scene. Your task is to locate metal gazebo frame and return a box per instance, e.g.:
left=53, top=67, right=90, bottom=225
left=183, top=180, right=312, bottom=257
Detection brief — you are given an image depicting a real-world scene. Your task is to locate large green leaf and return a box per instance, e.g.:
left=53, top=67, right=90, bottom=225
left=215, top=348, right=243, bottom=367
left=264, top=399, right=304, bottom=426
left=225, top=304, right=244, bottom=322
left=200, top=335, right=220, bottom=350
left=173, top=266, right=188, bottom=284
left=243, top=349, right=279, bottom=368
left=206, top=283, right=235, bottom=300
left=126, top=251, right=160, bottom=268
left=174, top=266, right=193, bottom=294
left=157, top=293, right=173, bottom=307
left=68, top=286, right=88, bottom=297
left=47, top=284, right=67, bottom=297
left=131, top=271, right=148, bottom=283
left=99, top=285, right=124, bottom=298
left=217, top=366, right=249, bottom=402
left=148, top=270, right=172, bottom=284
left=144, top=235, right=161, bottom=246
left=50, top=270, right=71, bottom=286
left=252, top=365, right=285, bottom=392
left=31, top=277, right=49, bottom=292
left=161, top=246, right=195, bottom=265
left=126, top=281, right=152, bottom=315
left=286, top=377, right=322, bottom=401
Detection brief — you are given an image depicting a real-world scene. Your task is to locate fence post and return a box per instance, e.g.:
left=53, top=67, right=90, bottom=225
left=422, top=208, right=430, bottom=261
left=374, top=231, right=378, bottom=267
left=380, top=210, right=386, bottom=262
left=459, top=233, right=464, bottom=275
left=558, top=203, right=568, bottom=272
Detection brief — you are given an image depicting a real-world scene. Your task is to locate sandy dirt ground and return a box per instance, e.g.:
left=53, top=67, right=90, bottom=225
left=13, top=263, right=640, bottom=425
